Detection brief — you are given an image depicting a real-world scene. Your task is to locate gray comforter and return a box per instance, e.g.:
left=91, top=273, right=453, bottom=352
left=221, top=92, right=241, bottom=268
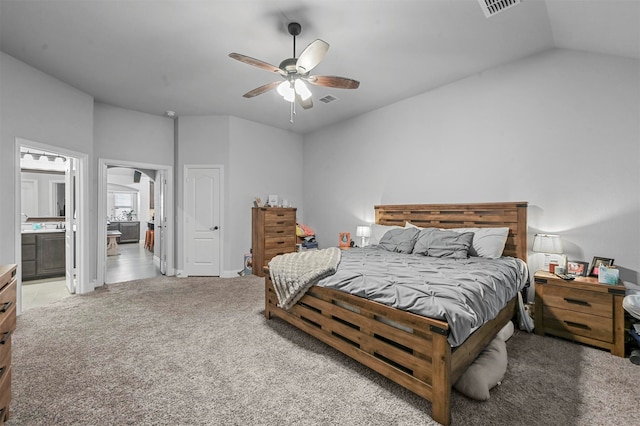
left=316, top=246, right=528, bottom=346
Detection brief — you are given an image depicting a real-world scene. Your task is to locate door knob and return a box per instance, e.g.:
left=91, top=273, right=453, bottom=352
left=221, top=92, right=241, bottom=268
left=210, top=226, right=219, bottom=231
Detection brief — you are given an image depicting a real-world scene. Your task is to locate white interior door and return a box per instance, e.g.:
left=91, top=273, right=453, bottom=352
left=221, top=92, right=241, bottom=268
left=65, top=157, right=76, bottom=294
left=185, top=167, right=220, bottom=276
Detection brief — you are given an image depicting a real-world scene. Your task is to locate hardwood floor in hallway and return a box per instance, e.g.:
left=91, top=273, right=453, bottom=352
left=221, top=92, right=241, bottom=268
left=105, top=241, right=160, bottom=284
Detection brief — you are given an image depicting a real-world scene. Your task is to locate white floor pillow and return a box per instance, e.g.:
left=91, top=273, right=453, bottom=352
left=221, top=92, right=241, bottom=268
left=453, top=336, right=507, bottom=401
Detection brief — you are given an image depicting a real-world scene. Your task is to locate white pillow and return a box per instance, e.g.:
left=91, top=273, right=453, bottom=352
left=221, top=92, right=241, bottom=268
left=404, top=221, right=423, bottom=230
left=451, top=227, right=509, bottom=258
left=370, top=224, right=402, bottom=246
left=453, top=336, right=507, bottom=401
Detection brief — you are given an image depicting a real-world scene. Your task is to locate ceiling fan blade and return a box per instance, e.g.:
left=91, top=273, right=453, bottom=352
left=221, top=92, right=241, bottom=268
left=296, top=39, right=329, bottom=74
left=242, top=81, right=281, bottom=98
left=307, top=75, right=360, bottom=89
left=296, top=93, right=313, bottom=110
left=229, top=53, right=286, bottom=76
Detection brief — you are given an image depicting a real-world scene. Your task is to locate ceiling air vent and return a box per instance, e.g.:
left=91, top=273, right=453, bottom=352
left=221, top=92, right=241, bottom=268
left=319, top=94, right=339, bottom=104
left=478, top=0, right=521, bottom=18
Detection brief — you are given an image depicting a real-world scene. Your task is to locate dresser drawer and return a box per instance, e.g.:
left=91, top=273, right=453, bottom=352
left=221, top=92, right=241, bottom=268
left=264, top=210, right=295, bottom=222
left=543, top=305, right=613, bottom=342
left=264, top=223, right=295, bottom=237
left=265, top=246, right=295, bottom=261
left=265, top=235, right=296, bottom=247
left=541, top=285, right=612, bottom=318
left=0, top=279, right=16, bottom=338
left=0, top=364, right=11, bottom=424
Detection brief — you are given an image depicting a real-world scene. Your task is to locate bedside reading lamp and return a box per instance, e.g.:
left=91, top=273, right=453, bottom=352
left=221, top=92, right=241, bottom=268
left=532, top=234, right=564, bottom=272
left=356, top=225, right=371, bottom=247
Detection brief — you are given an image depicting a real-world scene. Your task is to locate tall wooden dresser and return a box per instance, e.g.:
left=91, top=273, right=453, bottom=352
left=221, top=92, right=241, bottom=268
left=251, top=207, right=297, bottom=277
left=0, top=264, right=16, bottom=424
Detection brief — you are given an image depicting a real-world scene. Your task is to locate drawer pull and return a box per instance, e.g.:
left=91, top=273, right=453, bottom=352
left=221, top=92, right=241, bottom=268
left=276, top=221, right=285, bottom=225
left=0, top=331, right=10, bottom=345
left=0, top=301, right=12, bottom=313
left=564, top=298, right=590, bottom=307
left=277, top=241, right=285, bottom=245
left=564, top=320, right=590, bottom=330
left=276, top=230, right=284, bottom=234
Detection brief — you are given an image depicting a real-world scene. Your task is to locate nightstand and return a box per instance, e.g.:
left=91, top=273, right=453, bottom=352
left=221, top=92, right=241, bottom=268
left=534, top=270, right=626, bottom=357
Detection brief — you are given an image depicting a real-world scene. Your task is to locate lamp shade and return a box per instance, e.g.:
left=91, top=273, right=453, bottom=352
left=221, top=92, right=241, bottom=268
left=356, top=225, right=371, bottom=238
left=532, top=234, right=563, bottom=254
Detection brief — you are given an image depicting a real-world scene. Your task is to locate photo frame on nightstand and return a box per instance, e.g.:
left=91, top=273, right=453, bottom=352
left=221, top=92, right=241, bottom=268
left=588, top=256, right=614, bottom=277
left=567, top=260, right=589, bottom=277
left=339, top=232, right=351, bottom=248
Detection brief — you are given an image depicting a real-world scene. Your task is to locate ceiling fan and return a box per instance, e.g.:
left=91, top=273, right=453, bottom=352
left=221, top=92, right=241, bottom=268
left=229, top=22, right=360, bottom=112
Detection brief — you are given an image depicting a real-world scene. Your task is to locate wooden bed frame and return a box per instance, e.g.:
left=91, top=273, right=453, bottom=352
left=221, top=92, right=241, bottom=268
left=264, top=202, right=528, bottom=425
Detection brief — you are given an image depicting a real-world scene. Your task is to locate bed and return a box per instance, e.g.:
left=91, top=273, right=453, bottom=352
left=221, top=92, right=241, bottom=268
left=264, top=202, right=528, bottom=425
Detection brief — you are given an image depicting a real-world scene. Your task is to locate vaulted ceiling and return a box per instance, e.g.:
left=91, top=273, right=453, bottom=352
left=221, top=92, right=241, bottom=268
left=1, top=0, right=638, bottom=134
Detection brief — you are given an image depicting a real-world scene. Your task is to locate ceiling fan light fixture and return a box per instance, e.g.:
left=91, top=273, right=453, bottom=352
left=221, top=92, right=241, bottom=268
left=294, top=79, right=312, bottom=101
left=277, top=81, right=295, bottom=102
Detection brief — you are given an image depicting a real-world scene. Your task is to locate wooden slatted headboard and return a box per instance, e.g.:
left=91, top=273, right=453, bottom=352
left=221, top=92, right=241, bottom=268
left=374, top=202, right=528, bottom=261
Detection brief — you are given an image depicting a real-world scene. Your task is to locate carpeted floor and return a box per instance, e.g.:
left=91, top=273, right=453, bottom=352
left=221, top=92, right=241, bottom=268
left=9, top=275, right=640, bottom=425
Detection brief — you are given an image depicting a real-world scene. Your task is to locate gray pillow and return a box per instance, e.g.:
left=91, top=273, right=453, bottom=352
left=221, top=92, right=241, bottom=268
left=378, top=227, right=419, bottom=254
left=413, top=228, right=473, bottom=259
left=453, top=336, right=508, bottom=401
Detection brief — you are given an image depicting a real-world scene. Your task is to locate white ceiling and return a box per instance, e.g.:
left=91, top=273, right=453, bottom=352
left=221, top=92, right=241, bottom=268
left=1, top=0, right=638, bottom=135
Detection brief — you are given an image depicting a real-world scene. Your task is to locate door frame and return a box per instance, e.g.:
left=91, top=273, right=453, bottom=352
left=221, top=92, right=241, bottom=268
left=14, top=138, right=90, bottom=314
left=97, top=158, right=174, bottom=285
left=182, top=164, right=224, bottom=277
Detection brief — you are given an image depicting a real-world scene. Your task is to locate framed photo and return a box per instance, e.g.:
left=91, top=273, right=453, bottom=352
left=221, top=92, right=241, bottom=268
left=267, top=194, right=278, bottom=207
left=339, top=232, right=351, bottom=248
left=588, top=256, right=614, bottom=277
left=567, top=260, right=589, bottom=276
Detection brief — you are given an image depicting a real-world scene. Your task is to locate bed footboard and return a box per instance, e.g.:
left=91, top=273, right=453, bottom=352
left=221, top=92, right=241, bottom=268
left=265, top=274, right=454, bottom=425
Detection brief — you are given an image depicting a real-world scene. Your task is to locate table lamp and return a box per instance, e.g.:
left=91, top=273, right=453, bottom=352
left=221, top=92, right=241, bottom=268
left=356, top=225, right=371, bottom=247
left=532, top=233, right=563, bottom=271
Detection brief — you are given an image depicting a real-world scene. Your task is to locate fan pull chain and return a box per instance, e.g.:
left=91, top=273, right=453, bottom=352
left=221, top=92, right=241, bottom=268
left=290, top=100, right=297, bottom=124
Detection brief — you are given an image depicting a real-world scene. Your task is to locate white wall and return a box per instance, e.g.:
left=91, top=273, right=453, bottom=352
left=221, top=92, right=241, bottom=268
left=176, top=115, right=304, bottom=276
left=303, top=49, right=640, bottom=285
left=0, top=52, right=95, bottom=281
left=175, top=115, right=230, bottom=275
left=229, top=116, right=304, bottom=273
left=94, top=103, right=174, bottom=165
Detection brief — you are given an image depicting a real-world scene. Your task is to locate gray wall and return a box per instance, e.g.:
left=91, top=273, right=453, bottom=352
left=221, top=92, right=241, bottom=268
left=0, top=52, right=96, bottom=284
left=302, top=49, right=640, bottom=285
left=175, top=115, right=303, bottom=276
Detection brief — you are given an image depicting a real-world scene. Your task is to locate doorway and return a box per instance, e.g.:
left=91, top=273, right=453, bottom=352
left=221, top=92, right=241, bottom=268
left=15, top=138, right=89, bottom=314
left=97, top=158, right=174, bottom=285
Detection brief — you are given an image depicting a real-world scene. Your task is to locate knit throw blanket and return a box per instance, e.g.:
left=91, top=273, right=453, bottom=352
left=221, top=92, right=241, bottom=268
left=269, top=247, right=342, bottom=310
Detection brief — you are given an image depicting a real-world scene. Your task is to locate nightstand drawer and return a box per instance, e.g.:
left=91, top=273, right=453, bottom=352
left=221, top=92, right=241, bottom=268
left=543, top=305, right=613, bottom=342
left=542, top=285, right=612, bottom=318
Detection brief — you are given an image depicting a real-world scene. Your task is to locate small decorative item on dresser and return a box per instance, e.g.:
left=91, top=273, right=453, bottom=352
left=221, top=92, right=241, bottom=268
left=267, top=194, right=278, bottom=207
left=598, top=265, right=619, bottom=284
left=339, top=232, right=350, bottom=248
left=588, top=256, right=614, bottom=277
left=567, top=260, right=589, bottom=276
